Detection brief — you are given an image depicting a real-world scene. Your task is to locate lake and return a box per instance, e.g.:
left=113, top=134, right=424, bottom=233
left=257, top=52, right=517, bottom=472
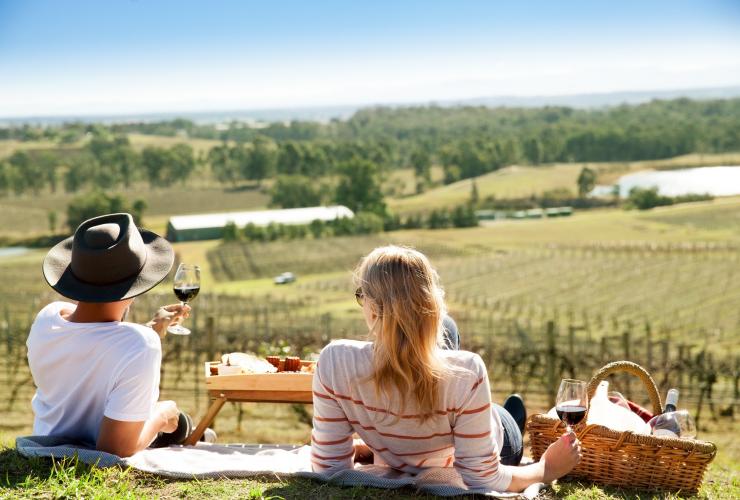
left=591, top=165, right=740, bottom=198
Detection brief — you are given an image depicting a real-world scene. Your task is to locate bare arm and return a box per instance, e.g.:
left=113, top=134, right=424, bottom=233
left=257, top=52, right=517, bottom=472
left=97, top=401, right=179, bottom=457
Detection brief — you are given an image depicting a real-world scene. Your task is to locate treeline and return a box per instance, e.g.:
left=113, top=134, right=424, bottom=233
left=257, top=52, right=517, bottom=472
left=2, top=98, right=739, bottom=198
left=625, top=187, right=714, bottom=210
left=0, top=133, right=196, bottom=196
left=222, top=205, right=479, bottom=243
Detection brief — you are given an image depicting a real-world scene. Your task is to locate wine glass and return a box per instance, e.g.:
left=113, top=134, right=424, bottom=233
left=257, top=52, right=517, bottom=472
left=556, top=379, right=589, bottom=433
left=167, top=263, right=200, bottom=335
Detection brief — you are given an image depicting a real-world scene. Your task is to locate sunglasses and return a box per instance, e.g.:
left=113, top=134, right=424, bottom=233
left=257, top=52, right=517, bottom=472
left=354, top=287, right=364, bottom=306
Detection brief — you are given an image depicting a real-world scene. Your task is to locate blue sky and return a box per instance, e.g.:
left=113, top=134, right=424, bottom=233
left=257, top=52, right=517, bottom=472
left=1, top=0, right=739, bottom=117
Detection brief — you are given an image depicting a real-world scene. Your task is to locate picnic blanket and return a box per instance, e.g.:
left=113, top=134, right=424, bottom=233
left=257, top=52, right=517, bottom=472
left=17, top=436, right=546, bottom=498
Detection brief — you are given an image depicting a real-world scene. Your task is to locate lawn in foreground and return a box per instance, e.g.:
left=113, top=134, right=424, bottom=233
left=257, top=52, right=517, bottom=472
left=1, top=423, right=737, bottom=500
left=0, top=448, right=735, bottom=499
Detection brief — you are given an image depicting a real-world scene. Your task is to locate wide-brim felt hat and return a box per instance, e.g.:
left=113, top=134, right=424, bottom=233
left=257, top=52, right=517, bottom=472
left=43, top=213, right=175, bottom=302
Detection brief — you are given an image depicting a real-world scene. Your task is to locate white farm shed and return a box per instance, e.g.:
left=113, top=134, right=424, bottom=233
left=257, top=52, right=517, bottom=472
left=166, top=205, right=354, bottom=242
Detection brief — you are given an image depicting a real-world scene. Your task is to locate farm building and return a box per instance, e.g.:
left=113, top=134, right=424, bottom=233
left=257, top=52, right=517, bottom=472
left=166, top=205, right=354, bottom=242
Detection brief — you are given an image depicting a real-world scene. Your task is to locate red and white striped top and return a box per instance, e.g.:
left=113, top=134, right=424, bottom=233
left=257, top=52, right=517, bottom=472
left=311, top=339, right=513, bottom=491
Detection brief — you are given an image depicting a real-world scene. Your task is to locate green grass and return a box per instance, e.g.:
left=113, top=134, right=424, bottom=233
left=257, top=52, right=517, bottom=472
left=1, top=148, right=739, bottom=498
left=1, top=421, right=736, bottom=499
left=0, top=186, right=269, bottom=237
left=389, top=164, right=582, bottom=214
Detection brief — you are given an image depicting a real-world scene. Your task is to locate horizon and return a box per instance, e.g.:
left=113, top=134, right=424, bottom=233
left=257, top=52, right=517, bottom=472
left=1, top=0, right=740, bottom=118
left=2, top=84, right=740, bottom=125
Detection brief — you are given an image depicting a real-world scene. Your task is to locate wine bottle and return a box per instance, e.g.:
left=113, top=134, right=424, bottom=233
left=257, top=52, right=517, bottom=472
left=649, top=388, right=696, bottom=438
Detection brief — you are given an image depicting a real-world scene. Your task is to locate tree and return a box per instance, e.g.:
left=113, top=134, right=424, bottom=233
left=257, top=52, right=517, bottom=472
left=428, top=209, right=451, bottom=229
left=410, top=148, right=431, bottom=184
left=451, top=205, right=479, bottom=227
left=0, top=161, right=10, bottom=195
left=626, top=187, right=673, bottom=210
left=352, top=212, right=384, bottom=234
left=64, top=156, right=95, bottom=193
left=141, top=144, right=195, bottom=187
left=222, top=221, right=240, bottom=241
left=270, top=175, right=323, bottom=208
left=47, top=211, right=58, bottom=233
left=132, top=199, right=148, bottom=225
left=245, top=136, right=276, bottom=184
left=141, top=147, right=170, bottom=187
left=66, top=192, right=132, bottom=230
left=9, top=151, right=44, bottom=194
left=308, top=219, right=326, bottom=239
left=470, top=178, right=479, bottom=205
left=208, top=144, right=240, bottom=185
left=243, top=222, right=266, bottom=241
left=169, top=143, right=196, bottom=183
left=577, top=167, right=597, bottom=197
left=523, top=137, right=542, bottom=165
left=277, top=141, right=303, bottom=175
left=334, top=158, right=386, bottom=216
left=37, top=152, right=59, bottom=193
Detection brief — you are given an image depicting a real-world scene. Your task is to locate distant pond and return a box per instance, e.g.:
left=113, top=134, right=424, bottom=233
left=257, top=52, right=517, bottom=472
left=591, top=165, right=740, bottom=198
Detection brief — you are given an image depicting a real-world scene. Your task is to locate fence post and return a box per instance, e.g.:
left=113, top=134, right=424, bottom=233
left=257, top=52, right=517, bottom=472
left=600, top=337, right=608, bottom=363
left=645, top=321, right=653, bottom=371
left=568, top=325, right=575, bottom=360
left=206, top=316, right=216, bottom=362
left=546, top=321, right=557, bottom=407
left=622, top=329, right=632, bottom=398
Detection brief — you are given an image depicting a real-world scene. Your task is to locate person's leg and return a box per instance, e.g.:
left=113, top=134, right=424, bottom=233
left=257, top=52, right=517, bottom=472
left=492, top=403, right=523, bottom=466
left=441, top=315, right=460, bottom=350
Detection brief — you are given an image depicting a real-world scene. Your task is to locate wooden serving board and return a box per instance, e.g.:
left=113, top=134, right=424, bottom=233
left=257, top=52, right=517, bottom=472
left=204, top=360, right=315, bottom=394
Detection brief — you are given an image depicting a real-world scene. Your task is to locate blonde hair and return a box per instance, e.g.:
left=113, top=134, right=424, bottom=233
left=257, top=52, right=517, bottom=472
left=355, top=245, right=448, bottom=422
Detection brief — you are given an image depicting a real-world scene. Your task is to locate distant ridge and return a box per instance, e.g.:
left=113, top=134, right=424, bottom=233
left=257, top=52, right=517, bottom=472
left=2, top=85, right=739, bottom=126
left=448, top=86, right=740, bottom=109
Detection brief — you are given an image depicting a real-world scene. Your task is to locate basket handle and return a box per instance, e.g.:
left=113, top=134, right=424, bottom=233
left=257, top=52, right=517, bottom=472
left=586, top=361, right=663, bottom=415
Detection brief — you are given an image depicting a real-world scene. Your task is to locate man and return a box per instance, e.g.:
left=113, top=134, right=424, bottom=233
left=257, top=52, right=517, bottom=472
left=27, top=212, right=193, bottom=457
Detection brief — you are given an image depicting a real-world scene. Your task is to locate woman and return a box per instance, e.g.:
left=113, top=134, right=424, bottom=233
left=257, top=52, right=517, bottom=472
left=311, top=246, right=581, bottom=492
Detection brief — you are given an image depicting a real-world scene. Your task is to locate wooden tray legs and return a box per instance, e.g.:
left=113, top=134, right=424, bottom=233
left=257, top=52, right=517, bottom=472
left=184, top=394, right=227, bottom=446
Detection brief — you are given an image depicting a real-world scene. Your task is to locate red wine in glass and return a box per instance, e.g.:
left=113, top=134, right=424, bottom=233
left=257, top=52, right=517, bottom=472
left=556, top=379, right=589, bottom=432
left=168, top=263, right=200, bottom=335
left=174, top=285, right=200, bottom=303
left=556, top=405, right=587, bottom=426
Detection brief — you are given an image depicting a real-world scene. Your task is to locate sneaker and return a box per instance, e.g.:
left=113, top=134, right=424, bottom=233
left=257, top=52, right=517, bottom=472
left=503, top=394, right=527, bottom=435
left=200, top=428, right=218, bottom=443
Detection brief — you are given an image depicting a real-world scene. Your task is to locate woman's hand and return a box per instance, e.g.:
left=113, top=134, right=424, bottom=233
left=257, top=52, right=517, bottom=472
left=146, top=304, right=191, bottom=339
left=541, top=430, right=582, bottom=482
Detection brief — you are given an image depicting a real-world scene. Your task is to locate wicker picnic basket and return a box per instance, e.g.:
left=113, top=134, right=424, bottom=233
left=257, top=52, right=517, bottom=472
left=527, top=361, right=717, bottom=495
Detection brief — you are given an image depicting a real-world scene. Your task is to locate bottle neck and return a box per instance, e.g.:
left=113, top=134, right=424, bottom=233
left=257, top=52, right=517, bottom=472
left=665, top=388, right=679, bottom=413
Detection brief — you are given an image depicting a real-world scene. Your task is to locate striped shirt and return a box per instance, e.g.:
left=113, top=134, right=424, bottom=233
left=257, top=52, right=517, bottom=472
left=311, top=339, right=513, bottom=491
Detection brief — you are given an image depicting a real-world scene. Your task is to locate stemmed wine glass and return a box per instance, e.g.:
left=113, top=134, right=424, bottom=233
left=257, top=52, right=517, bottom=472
left=556, top=379, right=589, bottom=433
left=167, top=263, right=200, bottom=335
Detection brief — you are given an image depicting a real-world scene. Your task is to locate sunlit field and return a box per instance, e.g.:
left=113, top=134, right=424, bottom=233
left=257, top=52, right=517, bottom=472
left=1, top=194, right=738, bottom=498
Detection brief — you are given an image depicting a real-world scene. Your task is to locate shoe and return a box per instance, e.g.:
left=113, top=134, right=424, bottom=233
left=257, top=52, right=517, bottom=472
left=200, top=428, right=218, bottom=443
left=503, top=394, right=527, bottom=435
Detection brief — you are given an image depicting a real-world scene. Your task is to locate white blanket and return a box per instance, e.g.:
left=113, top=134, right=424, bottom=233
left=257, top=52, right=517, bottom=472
left=16, top=436, right=546, bottom=498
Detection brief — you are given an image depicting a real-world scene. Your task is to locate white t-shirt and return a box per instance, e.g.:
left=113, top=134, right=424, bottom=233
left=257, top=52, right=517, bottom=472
left=27, top=301, right=161, bottom=445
